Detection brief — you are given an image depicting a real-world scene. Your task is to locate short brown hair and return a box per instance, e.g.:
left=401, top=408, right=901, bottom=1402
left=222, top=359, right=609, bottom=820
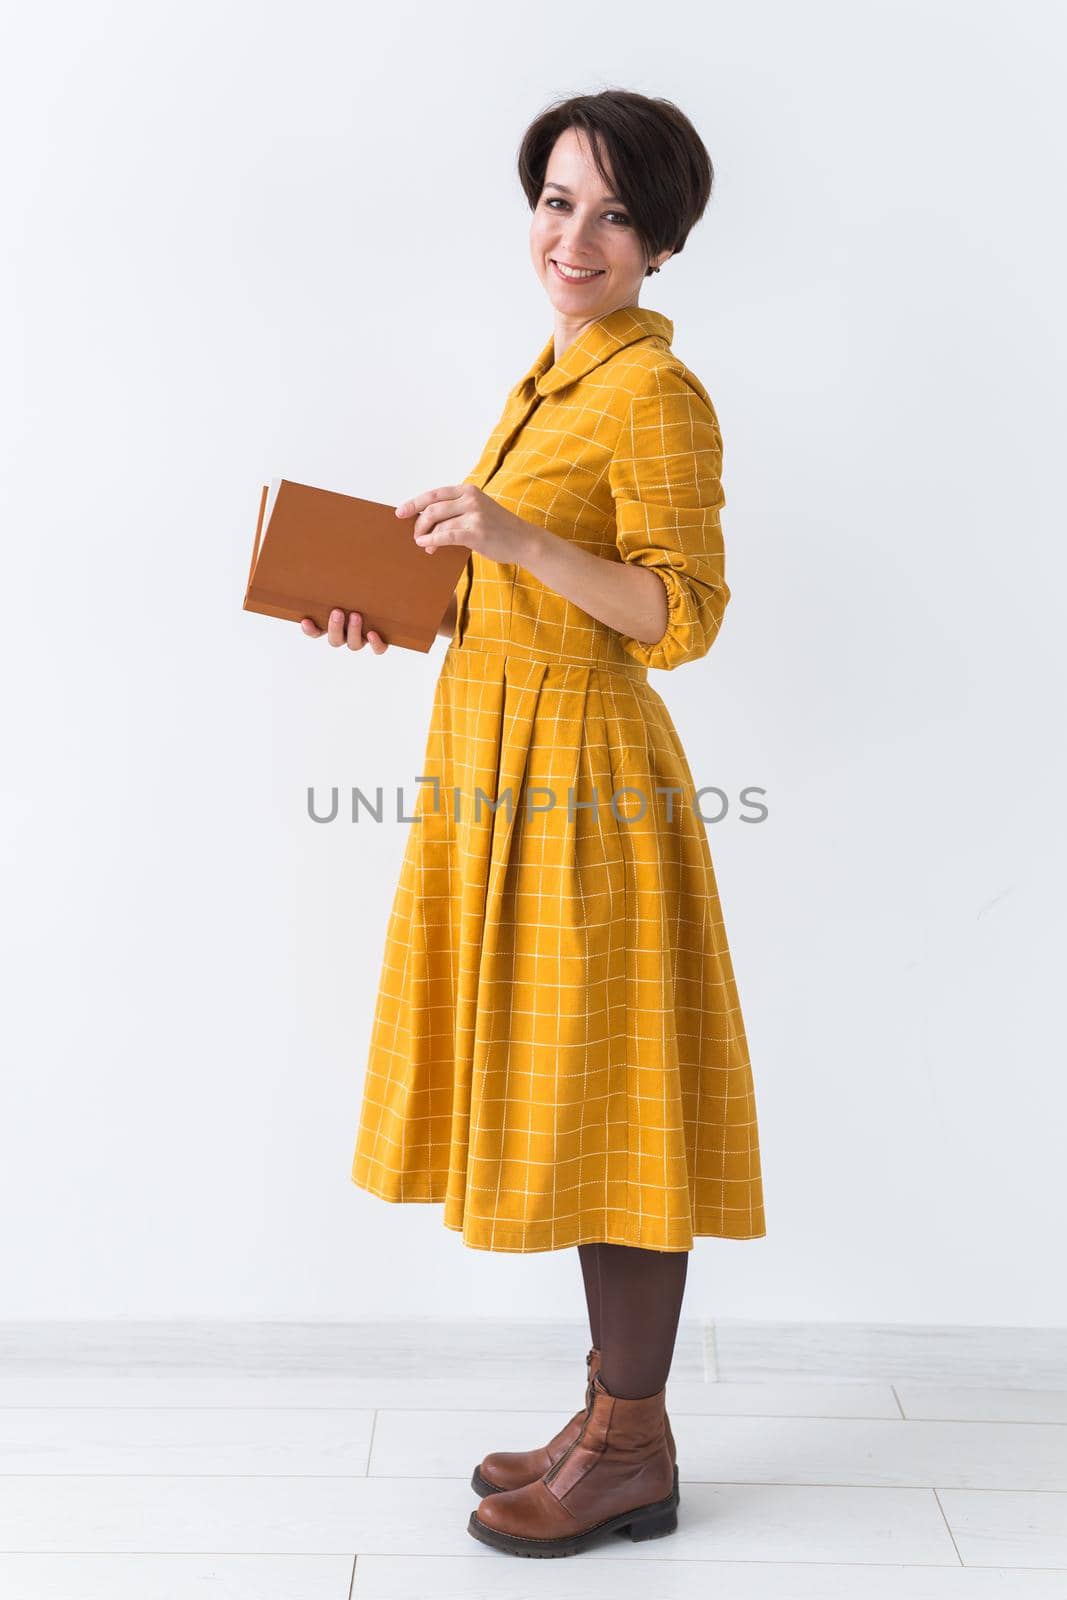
left=517, top=89, right=714, bottom=277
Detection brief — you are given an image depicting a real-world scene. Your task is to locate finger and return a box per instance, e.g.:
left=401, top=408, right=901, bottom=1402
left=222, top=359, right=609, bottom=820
left=416, top=515, right=464, bottom=553
left=412, top=504, right=441, bottom=547
left=366, top=629, right=388, bottom=653
left=412, top=499, right=460, bottom=543
left=301, top=617, right=325, bottom=636
left=396, top=485, right=463, bottom=520
left=327, top=607, right=347, bottom=647
left=346, top=610, right=365, bottom=650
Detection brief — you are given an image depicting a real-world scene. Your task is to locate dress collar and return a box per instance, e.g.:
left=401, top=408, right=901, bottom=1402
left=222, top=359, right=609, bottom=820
left=519, top=304, right=674, bottom=398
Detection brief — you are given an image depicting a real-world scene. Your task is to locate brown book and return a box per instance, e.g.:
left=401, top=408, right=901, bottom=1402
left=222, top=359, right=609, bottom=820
left=243, top=478, right=470, bottom=651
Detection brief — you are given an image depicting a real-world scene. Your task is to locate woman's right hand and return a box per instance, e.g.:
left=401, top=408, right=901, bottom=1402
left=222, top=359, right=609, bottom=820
left=300, top=608, right=388, bottom=653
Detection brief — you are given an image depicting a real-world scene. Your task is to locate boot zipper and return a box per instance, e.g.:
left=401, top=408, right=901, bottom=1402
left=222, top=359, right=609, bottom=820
left=544, top=1387, right=596, bottom=1487
left=544, top=1430, right=580, bottom=1487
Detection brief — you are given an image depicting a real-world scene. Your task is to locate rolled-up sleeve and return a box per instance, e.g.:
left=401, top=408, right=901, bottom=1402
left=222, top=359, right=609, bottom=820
left=608, top=368, right=730, bottom=671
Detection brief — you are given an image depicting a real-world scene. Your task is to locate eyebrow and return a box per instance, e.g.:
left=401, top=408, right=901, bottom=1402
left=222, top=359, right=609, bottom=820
left=543, top=181, right=624, bottom=204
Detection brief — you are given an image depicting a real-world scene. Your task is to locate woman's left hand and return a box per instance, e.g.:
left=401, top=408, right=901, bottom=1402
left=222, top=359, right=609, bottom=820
left=397, top=485, right=534, bottom=567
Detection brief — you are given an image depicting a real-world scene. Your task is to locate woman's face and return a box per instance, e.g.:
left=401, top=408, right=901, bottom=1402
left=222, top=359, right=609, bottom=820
left=529, top=126, right=670, bottom=318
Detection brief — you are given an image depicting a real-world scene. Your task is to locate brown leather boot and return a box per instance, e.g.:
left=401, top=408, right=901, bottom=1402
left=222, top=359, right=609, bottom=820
left=471, top=1348, right=679, bottom=1498
left=468, top=1370, right=679, bottom=1556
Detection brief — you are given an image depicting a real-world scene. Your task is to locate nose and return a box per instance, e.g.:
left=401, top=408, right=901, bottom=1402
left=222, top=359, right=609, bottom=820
left=557, top=218, right=599, bottom=259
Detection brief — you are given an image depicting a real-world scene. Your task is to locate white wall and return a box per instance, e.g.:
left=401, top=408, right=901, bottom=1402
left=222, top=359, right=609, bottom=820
left=3, top=0, right=1064, bottom=1325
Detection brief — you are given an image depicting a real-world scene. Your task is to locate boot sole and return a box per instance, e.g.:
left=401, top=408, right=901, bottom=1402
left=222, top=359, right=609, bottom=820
left=467, top=1465, right=679, bottom=1557
left=472, top=1459, right=679, bottom=1505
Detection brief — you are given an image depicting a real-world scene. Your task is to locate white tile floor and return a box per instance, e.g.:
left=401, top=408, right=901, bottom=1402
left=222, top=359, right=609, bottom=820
left=0, top=1320, right=1065, bottom=1597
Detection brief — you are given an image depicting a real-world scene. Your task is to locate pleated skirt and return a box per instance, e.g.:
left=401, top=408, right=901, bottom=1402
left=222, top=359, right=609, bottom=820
left=350, top=638, right=766, bottom=1252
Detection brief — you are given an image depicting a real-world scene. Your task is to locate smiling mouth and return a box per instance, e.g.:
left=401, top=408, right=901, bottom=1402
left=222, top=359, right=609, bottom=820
left=551, top=258, right=606, bottom=280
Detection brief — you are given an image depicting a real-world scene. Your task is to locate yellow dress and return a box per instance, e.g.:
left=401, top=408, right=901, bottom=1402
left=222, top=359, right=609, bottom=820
left=350, top=303, right=766, bottom=1253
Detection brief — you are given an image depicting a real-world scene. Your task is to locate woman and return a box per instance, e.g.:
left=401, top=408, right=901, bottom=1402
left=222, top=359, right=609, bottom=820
left=304, top=89, right=766, bottom=1557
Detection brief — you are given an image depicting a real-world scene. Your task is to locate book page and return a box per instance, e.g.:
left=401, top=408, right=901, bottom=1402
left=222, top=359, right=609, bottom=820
left=261, top=478, right=284, bottom=545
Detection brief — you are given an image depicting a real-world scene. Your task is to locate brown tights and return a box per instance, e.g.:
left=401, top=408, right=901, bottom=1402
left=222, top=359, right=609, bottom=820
left=577, top=1240, right=689, bottom=1399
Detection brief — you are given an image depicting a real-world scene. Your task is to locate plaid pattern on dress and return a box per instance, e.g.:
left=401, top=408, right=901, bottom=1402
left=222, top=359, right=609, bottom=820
left=350, top=304, right=766, bottom=1252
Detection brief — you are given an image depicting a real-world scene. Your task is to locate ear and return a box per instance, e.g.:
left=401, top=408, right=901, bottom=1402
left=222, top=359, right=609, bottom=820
left=651, top=248, right=674, bottom=272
